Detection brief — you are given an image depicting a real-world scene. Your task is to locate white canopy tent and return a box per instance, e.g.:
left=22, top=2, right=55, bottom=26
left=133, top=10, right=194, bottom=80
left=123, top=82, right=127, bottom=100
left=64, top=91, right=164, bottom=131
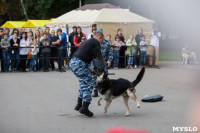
left=47, top=8, right=158, bottom=65
left=47, top=8, right=154, bottom=41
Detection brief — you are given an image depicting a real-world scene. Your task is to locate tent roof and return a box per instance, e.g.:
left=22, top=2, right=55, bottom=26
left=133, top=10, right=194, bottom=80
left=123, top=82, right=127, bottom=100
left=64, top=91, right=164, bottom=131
left=47, top=8, right=154, bottom=27
left=1, top=21, right=26, bottom=28
left=76, top=3, right=119, bottom=10
left=23, top=20, right=50, bottom=27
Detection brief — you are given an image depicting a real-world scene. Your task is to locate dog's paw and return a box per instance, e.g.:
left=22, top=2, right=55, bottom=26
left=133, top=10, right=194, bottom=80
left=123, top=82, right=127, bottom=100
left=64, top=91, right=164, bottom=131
left=104, top=110, right=107, bottom=114
left=137, top=105, right=140, bottom=108
left=125, top=112, right=130, bottom=116
left=98, top=103, right=101, bottom=106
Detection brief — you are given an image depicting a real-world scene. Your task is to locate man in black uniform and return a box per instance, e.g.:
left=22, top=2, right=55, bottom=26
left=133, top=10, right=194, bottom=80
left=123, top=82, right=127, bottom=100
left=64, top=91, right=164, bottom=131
left=69, top=32, right=104, bottom=117
left=69, top=26, right=77, bottom=57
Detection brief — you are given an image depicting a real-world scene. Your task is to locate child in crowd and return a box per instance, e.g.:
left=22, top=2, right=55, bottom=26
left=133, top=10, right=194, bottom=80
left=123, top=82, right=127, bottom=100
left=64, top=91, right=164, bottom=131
left=126, top=35, right=137, bottom=69
left=30, top=39, right=39, bottom=72
left=106, top=34, right=112, bottom=46
left=139, top=35, right=148, bottom=67
left=111, top=35, right=125, bottom=69
left=1, top=34, right=10, bottom=72
left=81, top=37, right=86, bottom=42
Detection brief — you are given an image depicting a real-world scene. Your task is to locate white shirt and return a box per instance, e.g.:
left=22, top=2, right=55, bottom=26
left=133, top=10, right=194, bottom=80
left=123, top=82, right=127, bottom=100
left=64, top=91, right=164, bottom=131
left=140, top=41, right=148, bottom=51
left=150, top=32, right=161, bottom=46
left=87, top=33, right=92, bottom=39
left=19, top=39, right=29, bottom=55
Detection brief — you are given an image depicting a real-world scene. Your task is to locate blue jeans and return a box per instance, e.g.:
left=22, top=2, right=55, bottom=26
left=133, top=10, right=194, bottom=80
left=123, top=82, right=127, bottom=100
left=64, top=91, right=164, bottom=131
left=11, top=49, right=20, bottom=71
left=69, top=58, right=93, bottom=102
left=128, top=50, right=137, bottom=65
left=2, top=51, right=10, bottom=72
left=113, top=49, right=119, bottom=68
left=58, top=47, right=66, bottom=69
left=139, top=51, right=146, bottom=66
left=31, top=55, right=37, bottom=71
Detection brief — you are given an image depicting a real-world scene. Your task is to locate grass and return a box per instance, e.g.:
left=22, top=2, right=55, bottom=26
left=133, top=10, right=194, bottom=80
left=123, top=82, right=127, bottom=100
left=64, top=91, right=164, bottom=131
left=159, top=40, right=183, bottom=61
left=159, top=51, right=181, bottom=61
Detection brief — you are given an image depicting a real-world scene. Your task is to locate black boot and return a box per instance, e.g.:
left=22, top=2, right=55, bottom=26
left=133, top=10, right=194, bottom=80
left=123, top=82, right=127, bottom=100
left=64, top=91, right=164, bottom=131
left=79, top=102, right=93, bottom=117
left=74, top=98, right=82, bottom=111
left=92, top=90, right=98, bottom=97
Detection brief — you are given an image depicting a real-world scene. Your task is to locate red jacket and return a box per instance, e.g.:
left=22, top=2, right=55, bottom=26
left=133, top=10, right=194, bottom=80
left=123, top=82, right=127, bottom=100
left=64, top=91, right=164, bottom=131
left=73, top=33, right=87, bottom=47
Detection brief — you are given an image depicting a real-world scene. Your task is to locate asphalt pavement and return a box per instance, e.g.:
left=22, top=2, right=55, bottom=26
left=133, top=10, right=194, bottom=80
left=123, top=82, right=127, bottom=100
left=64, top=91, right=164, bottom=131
left=0, top=61, right=199, bottom=133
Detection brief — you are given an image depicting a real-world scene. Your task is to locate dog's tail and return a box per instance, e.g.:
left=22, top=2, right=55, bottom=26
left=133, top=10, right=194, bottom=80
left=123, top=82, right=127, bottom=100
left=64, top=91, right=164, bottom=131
left=132, top=67, right=145, bottom=87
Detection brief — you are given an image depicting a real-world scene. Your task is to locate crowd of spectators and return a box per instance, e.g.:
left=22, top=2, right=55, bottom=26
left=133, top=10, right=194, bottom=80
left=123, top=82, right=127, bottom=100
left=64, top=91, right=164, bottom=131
left=0, top=25, right=161, bottom=72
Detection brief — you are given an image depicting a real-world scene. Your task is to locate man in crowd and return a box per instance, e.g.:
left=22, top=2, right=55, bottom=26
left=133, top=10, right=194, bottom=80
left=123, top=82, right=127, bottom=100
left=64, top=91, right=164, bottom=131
left=57, top=28, right=67, bottom=72
left=69, top=26, right=77, bottom=57
left=149, top=26, right=161, bottom=67
left=50, top=30, right=60, bottom=71
left=135, top=28, right=144, bottom=58
left=45, top=27, right=51, bottom=38
left=40, top=33, right=51, bottom=72
left=0, top=28, right=4, bottom=72
left=69, top=32, right=104, bottom=117
left=91, top=28, right=113, bottom=97
left=21, top=27, right=25, bottom=33
left=27, top=27, right=32, bottom=33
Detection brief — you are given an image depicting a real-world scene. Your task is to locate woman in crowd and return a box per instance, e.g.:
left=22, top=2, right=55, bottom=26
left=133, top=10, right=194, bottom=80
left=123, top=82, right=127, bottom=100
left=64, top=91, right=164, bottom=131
left=26, top=31, right=34, bottom=70
left=126, top=35, right=137, bottom=69
left=34, top=30, right=41, bottom=45
left=10, top=32, right=20, bottom=71
left=9, top=28, right=20, bottom=40
left=116, top=28, right=126, bottom=68
left=111, top=35, right=125, bottom=69
left=73, top=26, right=87, bottom=47
left=39, top=30, right=44, bottom=41
left=19, top=32, right=29, bottom=72
left=30, top=39, right=39, bottom=72
left=87, top=27, right=97, bottom=39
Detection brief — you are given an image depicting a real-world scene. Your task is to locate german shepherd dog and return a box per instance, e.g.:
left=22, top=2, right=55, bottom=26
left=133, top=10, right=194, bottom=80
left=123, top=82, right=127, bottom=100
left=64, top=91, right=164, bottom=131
left=96, top=67, right=145, bottom=116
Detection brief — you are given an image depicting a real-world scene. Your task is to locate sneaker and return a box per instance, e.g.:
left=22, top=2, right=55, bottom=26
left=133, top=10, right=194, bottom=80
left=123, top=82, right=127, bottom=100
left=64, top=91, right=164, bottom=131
left=130, top=65, right=133, bottom=69
left=134, top=65, right=137, bottom=69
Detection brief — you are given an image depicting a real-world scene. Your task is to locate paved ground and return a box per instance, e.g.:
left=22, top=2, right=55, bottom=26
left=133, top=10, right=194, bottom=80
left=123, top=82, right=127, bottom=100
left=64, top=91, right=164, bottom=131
left=0, top=61, right=199, bottom=133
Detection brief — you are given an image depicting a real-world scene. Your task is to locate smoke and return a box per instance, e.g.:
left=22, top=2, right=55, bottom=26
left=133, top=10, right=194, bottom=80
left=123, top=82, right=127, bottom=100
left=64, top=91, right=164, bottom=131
left=99, top=0, right=200, bottom=50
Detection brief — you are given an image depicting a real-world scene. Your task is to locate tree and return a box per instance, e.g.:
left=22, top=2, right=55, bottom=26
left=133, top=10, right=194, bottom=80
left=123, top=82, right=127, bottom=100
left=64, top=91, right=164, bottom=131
left=0, top=0, right=95, bottom=26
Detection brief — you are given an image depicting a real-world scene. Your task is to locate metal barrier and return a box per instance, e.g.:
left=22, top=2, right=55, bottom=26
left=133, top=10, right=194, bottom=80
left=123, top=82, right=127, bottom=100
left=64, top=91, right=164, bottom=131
left=0, top=45, right=157, bottom=72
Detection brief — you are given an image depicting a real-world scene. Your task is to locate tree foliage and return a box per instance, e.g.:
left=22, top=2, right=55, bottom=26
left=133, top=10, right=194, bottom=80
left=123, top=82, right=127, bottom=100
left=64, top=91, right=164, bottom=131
left=0, top=0, right=95, bottom=25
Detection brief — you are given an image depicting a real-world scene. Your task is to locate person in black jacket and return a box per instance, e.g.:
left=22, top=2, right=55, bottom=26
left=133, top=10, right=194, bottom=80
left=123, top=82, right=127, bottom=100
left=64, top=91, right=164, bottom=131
left=69, top=32, right=104, bottom=117
left=69, top=26, right=77, bottom=57
left=10, top=32, right=20, bottom=71
left=117, top=28, right=126, bottom=68
left=135, top=28, right=144, bottom=57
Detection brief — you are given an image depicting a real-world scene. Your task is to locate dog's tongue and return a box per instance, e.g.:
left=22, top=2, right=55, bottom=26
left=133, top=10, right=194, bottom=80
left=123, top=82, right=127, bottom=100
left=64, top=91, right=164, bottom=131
left=105, top=127, right=150, bottom=133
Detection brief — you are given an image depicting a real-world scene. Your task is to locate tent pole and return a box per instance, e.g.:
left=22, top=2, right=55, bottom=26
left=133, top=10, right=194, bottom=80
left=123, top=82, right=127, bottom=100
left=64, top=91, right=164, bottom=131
left=124, top=24, right=127, bottom=41
left=66, top=24, right=69, bottom=35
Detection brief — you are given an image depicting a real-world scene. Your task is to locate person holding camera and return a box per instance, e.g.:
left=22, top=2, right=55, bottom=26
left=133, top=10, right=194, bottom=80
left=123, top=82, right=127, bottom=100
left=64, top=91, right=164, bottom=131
left=150, top=26, right=161, bottom=67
